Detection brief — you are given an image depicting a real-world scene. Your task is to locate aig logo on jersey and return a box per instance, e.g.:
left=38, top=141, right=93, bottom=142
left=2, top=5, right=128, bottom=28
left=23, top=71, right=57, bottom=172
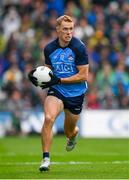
left=68, top=55, right=74, bottom=61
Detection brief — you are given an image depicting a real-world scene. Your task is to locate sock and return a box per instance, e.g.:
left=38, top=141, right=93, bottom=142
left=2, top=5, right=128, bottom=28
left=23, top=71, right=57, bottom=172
left=43, top=152, right=50, bottom=159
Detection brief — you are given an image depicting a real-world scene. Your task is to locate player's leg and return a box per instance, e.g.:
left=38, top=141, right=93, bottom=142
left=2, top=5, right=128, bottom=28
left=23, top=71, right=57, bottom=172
left=39, top=95, right=64, bottom=171
left=64, top=109, right=79, bottom=151
left=63, top=94, right=84, bottom=151
left=42, top=95, right=64, bottom=152
left=64, top=109, right=79, bottom=138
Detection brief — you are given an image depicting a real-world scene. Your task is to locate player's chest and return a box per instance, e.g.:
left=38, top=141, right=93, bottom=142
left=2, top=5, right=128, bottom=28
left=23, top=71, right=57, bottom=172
left=50, top=48, right=75, bottom=64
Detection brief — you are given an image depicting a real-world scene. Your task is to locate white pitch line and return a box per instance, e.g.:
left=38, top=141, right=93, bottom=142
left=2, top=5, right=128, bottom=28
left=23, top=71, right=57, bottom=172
left=0, top=161, right=129, bottom=166
left=0, top=152, right=129, bottom=157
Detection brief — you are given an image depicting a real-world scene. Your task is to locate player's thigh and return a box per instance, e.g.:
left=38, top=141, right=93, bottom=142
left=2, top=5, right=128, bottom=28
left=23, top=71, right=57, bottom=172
left=64, top=109, right=79, bottom=129
left=44, top=95, right=64, bottom=122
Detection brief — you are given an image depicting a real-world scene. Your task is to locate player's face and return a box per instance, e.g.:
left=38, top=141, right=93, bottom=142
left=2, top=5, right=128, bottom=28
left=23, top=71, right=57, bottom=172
left=57, top=21, right=74, bottom=43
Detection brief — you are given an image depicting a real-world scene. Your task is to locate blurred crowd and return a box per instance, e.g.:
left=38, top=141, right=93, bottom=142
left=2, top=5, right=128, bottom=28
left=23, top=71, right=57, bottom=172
left=0, top=0, right=129, bottom=117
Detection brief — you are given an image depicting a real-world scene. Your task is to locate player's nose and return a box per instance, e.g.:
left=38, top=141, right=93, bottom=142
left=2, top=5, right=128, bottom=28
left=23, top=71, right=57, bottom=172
left=67, top=30, right=72, bottom=34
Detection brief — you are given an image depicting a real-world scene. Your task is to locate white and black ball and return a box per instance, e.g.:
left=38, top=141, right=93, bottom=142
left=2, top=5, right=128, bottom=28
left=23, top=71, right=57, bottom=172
left=33, top=66, right=52, bottom=86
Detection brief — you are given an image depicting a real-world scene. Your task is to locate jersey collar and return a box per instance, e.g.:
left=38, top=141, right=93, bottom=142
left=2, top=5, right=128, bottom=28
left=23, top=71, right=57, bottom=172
left=56, top=38, right=73, bottom=49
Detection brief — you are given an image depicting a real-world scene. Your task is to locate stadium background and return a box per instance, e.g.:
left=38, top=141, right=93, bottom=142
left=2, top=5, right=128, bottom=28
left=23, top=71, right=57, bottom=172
left=0, top=0, right=129, bottom=179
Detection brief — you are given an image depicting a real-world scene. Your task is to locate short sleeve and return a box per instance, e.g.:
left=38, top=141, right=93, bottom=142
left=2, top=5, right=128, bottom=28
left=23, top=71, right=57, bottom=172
left=44, top=46, right=51, bottom=65
left=75, top=43, right=89, bottom=65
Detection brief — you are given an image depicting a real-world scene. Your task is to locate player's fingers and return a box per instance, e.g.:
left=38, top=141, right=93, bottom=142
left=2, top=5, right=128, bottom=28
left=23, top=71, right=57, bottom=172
left=49, top=71, right=54, bottom=78
left=41, top=85, right=48, bottom=89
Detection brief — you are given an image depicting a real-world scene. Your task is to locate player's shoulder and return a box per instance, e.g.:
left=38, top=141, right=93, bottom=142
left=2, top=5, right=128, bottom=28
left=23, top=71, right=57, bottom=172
left=70, top=37, right=86, bottom=49
left=70, top=37, right=86, bottom=50
left=44, top=39, right=58, bottom=53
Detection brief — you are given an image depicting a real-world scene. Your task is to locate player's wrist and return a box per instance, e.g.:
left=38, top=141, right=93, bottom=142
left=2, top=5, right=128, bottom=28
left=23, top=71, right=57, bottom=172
left=59, top=78, right=66, bottom=83
left=58, top=78, right=61, bottom=84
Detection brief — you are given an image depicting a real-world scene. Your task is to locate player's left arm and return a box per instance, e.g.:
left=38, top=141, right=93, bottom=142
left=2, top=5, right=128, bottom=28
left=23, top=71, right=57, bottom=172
left=61, top=42, right=89, bottom=83
left=60, top=64, right=89, bottom=83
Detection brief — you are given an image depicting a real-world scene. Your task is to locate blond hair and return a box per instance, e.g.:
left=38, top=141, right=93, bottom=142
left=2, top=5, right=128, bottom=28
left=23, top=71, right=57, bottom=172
left=56, top=15, right=74, bottom=26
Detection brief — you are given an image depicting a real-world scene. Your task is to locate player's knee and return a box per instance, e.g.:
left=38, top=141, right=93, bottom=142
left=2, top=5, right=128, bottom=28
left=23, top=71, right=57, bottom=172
left=44, top=114, right=55, bottom=126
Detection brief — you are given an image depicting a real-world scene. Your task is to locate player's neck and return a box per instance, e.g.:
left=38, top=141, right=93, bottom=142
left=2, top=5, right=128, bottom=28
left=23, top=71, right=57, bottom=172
left=58, top=39, right=69, bottom=47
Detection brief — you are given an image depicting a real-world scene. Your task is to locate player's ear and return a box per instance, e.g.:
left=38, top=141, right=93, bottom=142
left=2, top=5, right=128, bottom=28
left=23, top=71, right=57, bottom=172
left=56, top=26, right=60, bottom=33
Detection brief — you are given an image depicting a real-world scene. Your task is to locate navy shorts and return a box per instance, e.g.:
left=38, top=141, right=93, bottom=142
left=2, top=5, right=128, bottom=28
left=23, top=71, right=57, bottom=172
left=47, top=88, right=85, bottom=115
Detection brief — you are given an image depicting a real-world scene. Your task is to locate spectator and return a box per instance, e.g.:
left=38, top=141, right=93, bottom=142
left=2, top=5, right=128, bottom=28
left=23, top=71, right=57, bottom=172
left=2, top=7, right=21, bottom=40
left=74, top=16, right=94, bottom=39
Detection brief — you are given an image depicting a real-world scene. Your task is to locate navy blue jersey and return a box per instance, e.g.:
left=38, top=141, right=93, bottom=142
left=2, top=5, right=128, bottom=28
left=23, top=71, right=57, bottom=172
left=44, top=37, right=89, bottom=97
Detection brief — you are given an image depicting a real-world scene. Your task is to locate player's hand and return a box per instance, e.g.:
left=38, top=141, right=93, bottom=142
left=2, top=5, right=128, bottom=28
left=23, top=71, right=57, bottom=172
left=40, top=72, right=61, bottom=89
left=28, top=69, right=38, bottom=87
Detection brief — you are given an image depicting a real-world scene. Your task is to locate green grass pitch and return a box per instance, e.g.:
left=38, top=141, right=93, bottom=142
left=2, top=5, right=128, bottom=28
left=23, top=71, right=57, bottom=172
left=0, top=136, right=129, bottom=179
